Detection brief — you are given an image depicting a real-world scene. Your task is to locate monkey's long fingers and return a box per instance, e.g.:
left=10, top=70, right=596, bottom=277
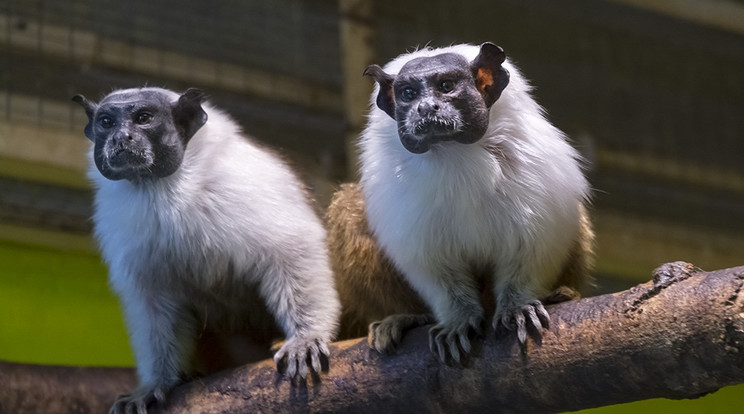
left=283, top=349, right=298, bottom=378
left=428, top=326, right=448, bottom=362
left=369, top=321, right=393, bottom=353
left=435, top=334, right=448, bottom=362
left=319, top=340, right=330, bottom=358
left=297, top=354, right=309, bottom=379
left=457, top=328, right=472, bottom=354
left=110, top=399, right=124, bottom=414
left=368, top=321, right=383, bottom=350
left=427, top=326, right=436, bottom=354
left=535, top=301, right=550, bottom=329
left=525, top=306, right=543, bottom=336
left=513, top=312, right=527, bottom=344
left=368, top=317, right=405, bottom=353
left=122, top=399, right=146, bottom=414
left=134, top=400, right=147, bottom=414
left=289, top=352, right=301, bottom=378
left=308, top=340, right=322, bottom=374
left=153, top=386, right=167, bottom=403
left=445, top=330, right=462, bottom=363
left=273, top=348, right=287, bottom=371
left=431, top=325, right=461, bottom=363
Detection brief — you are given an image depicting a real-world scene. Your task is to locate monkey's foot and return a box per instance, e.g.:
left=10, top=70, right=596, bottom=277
left=109, top=384, right=170, bottom=414
left=543, top=285, right=581, bottom=304
left=428, top=315, right=484, bottom=363
left=368, top=313, right=433, bottom=354
left=494, top=300, right=550, bottom=344
left=273, top=335, right=330, bottom=379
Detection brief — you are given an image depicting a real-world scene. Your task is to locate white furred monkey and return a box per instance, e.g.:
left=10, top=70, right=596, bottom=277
left=73, top=87, right=340, bottom=413
left=327, top=43, right=593, bottom=362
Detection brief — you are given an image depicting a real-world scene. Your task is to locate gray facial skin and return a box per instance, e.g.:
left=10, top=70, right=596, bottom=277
left=364, top=42, right=510, bottom=154
left=73, top=88, right=207, bottom=181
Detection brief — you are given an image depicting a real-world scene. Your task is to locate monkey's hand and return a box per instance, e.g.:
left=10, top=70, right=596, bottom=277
left=368, top=313, right=433, bottom=353
left=273, top=335, right=330, bottom=379
left=494, top=299, right=550, bottom=344
left=428, top=314, right=484, bottom=363
left=109, top=384, right=170, bottom=414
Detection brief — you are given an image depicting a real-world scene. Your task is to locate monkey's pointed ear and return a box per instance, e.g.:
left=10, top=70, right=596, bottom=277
left=471, top=42, right=510, bottom=108
left=173, top=88, right=208, bottom=140
left=72, top=94, right=98, bottom=142
left=364, top=65, right=396, bottom=119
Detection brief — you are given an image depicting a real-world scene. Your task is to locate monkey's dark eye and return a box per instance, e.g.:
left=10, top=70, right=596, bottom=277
left=99, top=116, right=114, bottom=129
left=135, top=112, right=153, bottom=125
left=439, top=80, right=455, bottom=93
left=399, top=86, right=418, bottom=102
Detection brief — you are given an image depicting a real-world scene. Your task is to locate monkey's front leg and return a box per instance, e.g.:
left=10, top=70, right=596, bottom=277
left=110, top=292, right=195, bottom=414
left=493, top=277, right=550, bottom=345
left=260, top=264, right=337, bottom=379
left=406, top=267, right=485, bottom=363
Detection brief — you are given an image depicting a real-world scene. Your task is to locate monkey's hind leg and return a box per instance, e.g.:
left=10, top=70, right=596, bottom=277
left=327, top=182, right=429, bottom=341
left=368, top=313, right=433, bottom=354
left=550, top=202, right=596, bottom=300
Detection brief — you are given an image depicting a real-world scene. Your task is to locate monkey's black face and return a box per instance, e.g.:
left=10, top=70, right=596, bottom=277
left=393, top=54, right=489, bottom=154
left=73, top=88, right=207, bottom=181
left=365, top=42, right=510, bottom=154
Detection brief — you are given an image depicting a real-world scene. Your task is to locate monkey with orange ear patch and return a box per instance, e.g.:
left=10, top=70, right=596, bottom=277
left=327, top=42, right=594, bottom=362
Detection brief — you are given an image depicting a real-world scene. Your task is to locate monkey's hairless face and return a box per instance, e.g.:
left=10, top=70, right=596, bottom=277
left=72, top=88, right=207, bottom=181
left=365, top=43, right=510, bottom=154
left=392, top=53, right=489, bottom=154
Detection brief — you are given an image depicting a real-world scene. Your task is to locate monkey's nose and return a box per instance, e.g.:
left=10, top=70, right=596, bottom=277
left=111, top=131, right=134, bottom=147
left=417, top=101, right=440, bottom=115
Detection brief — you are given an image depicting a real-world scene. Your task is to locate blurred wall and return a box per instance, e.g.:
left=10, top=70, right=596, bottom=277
left=1, top=0, right=743, bottom=291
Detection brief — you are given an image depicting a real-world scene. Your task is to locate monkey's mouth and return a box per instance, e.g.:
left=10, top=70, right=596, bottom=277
left=399, top=117, right=462, bottom=154
left=106, top=147, right=152, bottom=170
left=413, top=117, right=458, bottom=136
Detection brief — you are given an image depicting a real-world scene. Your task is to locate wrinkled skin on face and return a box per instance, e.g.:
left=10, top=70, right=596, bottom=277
left=72, top=88, right=207, bottom=181
left=365, top=42, right=510, bottom=154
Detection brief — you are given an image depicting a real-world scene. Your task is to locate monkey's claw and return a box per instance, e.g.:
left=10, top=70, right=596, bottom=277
left=495, top=300, right=550, bottom=344
left=368, top=313, right=433, bottom=354
left=274, top=335, right=330, bottom=379
left=109, top=385, right=170, bottom=414
left=428, top=315, right=483, bottom=363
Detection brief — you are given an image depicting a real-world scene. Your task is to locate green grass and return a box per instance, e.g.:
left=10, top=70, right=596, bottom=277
left=578, top=385, right=744, bottom=414
left=0, top=240, right=133, bottom=367
left=1, top=238, right=742, bottom=412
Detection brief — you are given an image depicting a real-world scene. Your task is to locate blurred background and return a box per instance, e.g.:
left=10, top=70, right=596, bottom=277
left=1, top=0, right=742, bottom=412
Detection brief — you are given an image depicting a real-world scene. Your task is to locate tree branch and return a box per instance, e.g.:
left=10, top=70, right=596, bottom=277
left=2, top=262, right=743, bottom=414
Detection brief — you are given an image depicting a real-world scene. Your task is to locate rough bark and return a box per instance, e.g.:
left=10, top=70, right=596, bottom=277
left=2, top=262, right=743, bottom=414
left=0, top=362, right=136, bottom=414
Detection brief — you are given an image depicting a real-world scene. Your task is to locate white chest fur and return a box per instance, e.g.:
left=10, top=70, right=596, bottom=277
left=359, top=44, right=588, bottom=295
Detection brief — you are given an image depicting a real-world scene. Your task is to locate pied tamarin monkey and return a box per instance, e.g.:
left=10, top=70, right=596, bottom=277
left=327, top=43, right=594, bottom=362
left=73, top=87, right=340, bottom=414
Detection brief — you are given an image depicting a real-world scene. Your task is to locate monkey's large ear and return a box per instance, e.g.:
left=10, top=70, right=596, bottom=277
left=363, top=65, right=396, bottom=119
left=71, top=94, right=98, bottom=142
left=471, top=43, right=510, bottom=108
left=173, top=88, right=208, bottom=140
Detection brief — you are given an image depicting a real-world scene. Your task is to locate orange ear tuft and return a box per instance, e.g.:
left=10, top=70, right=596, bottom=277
left=476, top=68, right=494, bottom=93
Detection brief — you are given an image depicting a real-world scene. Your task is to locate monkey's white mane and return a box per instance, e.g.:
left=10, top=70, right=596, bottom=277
left=87, top=87, right=339, bottom=386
